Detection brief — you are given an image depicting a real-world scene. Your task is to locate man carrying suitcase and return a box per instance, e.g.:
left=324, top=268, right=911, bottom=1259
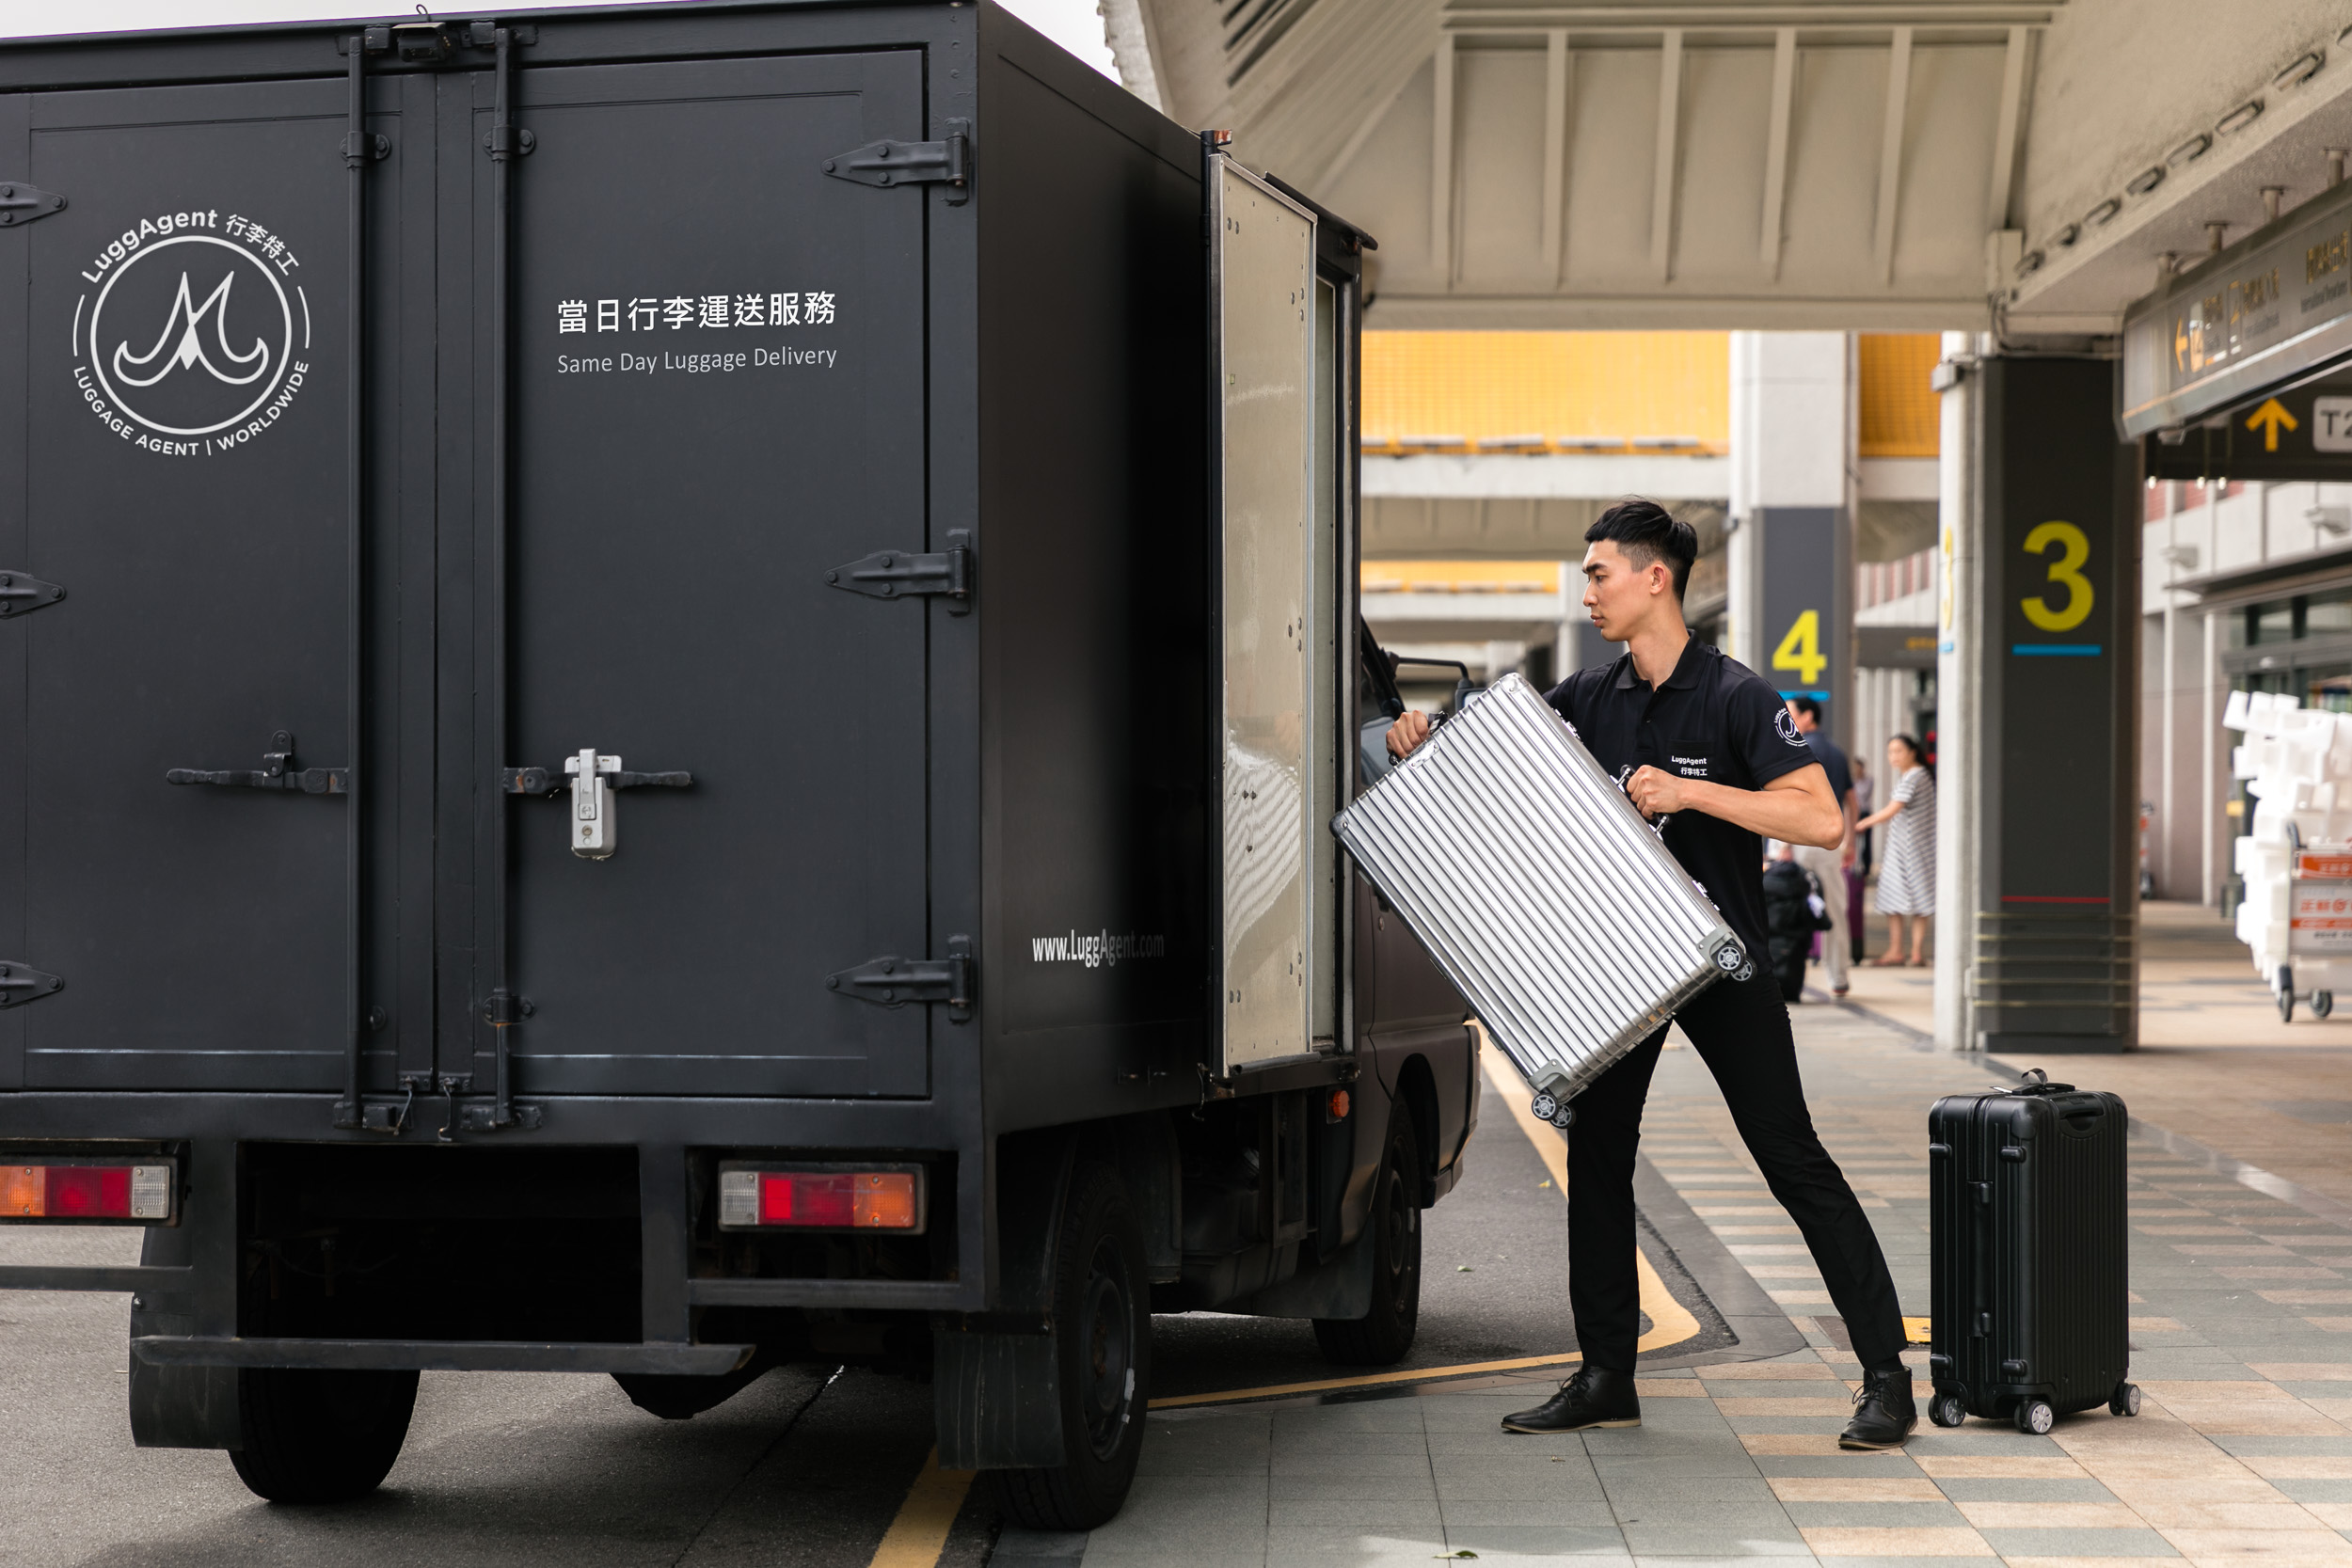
left=1387, top=499, right=1916, bottom=1449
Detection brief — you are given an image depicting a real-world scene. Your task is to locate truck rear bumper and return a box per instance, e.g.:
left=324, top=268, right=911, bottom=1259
left=129, top=1336, right=755, bottom=1375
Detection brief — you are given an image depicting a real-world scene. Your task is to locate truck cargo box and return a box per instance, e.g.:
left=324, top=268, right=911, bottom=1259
left=0, top=1, right=1477, bottom=1528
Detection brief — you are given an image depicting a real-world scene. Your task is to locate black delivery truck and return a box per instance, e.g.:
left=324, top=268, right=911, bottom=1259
left=0, top=0, right=1479, bottom=1532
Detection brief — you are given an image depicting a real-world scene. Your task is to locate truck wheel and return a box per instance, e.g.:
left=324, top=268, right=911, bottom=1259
left=1311, top=1101, right=1422, bottom=1366
left=992, top=1162, right=1151, bottom=1532
left=228, top=1367, right=419, bottom=1503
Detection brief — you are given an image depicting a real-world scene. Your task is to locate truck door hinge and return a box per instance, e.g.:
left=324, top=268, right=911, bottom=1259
left=823, top=122, right=971, bottom=203
left=0, top=961, right=62, bottom=1009
left=826, top=935, right=975, bottom=1022
left=167, top=731, right=348, bottom=794
left=827, top=531, right=971, bottom=612
left=0, top=182, right=65, bottom=228
left=0, top=572, right=64, bottom=617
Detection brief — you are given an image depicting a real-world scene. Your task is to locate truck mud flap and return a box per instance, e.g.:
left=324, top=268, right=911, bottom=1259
left=130, top=1337, right=754, bottom=1375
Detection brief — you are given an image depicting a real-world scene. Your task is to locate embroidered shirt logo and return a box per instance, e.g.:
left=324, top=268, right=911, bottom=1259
left=1670, top=752, right=1709, bottom=778
left=1774, top=708, right=1806, bottom=747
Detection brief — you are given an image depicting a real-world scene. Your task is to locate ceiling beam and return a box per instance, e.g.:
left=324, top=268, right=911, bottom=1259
left=1873, top=24, right=1914, bottom=283
left=1760, top=27, right=1796, bottom=279
left=1432, top=30, right=1456, bottom=287
left=1987, top=24, right=2027, bottom=232
left=1650, top=28, right=1684, bottom=280
left=1542, top=30, right=1570, bottom=283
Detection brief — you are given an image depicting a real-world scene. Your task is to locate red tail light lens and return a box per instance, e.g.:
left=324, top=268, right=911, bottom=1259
left=717, top=1164, right=924, bottom=1232
left=0, top=1162, right=174, bottom=1221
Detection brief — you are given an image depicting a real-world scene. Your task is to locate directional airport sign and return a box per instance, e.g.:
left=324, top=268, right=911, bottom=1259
left=2121, top=175, right=2352, bottom=439
left=2142, top=370, right=2352, bottom=483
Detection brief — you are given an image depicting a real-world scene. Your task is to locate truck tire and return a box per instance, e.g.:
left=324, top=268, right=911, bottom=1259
left=1311, top=1101, right=1422, bottom=1366
left=992, top=1162, right=1151, bottom=1531
left=228, top=1367, right=419, bottom=1503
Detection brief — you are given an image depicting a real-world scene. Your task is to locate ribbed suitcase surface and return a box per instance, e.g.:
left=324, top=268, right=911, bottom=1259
left=1928, top=1078, right=2133, bottom=1430
left=1332, top=673, right=1748, bottom=1124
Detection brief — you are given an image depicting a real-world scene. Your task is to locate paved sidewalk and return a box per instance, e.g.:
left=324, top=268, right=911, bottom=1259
left=1060, top=998, right=2352, bottom=1566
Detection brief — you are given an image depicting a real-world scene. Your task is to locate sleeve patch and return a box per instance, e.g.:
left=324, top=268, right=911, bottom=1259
left=1773, top=707, right=1806, bottom=748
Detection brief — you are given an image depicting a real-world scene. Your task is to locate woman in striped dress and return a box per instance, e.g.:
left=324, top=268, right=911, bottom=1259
left=1857, top=734, right=1935, bottom=966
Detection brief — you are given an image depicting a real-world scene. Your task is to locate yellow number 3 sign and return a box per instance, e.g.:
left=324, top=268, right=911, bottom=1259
left=2021, top=520, right=2093, bottom=633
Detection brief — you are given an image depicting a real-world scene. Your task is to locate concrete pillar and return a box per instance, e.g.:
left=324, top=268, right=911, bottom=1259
left=1728, top=332, right=1856, bottom=752
left=1937, top=351, right=2140, bottom=1054
left=1933, top=335, right=1980, bottom=1053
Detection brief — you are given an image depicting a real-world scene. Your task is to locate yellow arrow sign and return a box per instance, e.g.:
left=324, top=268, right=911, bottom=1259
left=2248, top=397, right=2301, bottom=451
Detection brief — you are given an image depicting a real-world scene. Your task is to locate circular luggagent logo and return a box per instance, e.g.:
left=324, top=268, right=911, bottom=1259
left=73, top=216, right=309, bottom=452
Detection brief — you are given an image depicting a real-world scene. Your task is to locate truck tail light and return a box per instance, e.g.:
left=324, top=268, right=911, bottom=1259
left=717, top=1164, right=924, bottom=1232
left=0, top=1162, right=174, bottom=1221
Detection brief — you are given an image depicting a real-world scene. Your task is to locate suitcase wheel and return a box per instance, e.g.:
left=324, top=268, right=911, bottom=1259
left=2280, top=968, right=2296, bottom=1023
left=2317, top=991, right=2335, bottom=1021
left=1731, top=959, right=1755, bottom=983
left=2109, top=1382, right=2141, bottom=1418
left=1928, top=1392, right=1965, bottom=1428
left=2014, top=1398, right=2055, bottom=1435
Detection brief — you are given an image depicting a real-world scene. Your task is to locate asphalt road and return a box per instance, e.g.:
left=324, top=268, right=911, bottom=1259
left=0, top=1071, right=1728, bottom=1566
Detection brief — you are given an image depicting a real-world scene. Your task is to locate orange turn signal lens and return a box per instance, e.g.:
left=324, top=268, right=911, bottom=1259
left=1, top=1165, right=39, bottom=1216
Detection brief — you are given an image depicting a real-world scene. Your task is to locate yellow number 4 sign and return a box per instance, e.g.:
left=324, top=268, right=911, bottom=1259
left=1772, top=609, right=1826, bottom=688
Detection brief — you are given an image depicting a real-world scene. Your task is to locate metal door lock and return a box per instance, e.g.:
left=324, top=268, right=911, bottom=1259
left=501, top=750, right=691, bottom=859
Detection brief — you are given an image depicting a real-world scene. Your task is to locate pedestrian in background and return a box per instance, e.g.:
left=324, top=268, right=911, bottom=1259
left=1761, top=841, right=1832, bottom=1002
left=1847, top=755, right=1873, bottom=964
left=1858, top=734, right=1934, bottom=967
left=1783, top=697, right=1855, bottom=999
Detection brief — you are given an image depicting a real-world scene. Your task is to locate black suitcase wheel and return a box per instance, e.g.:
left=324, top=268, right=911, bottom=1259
left=2280, top=968, right=2296, bottom=1022
left=2110, top=1382, right=2141, bottom=1418
left=2317, top=991, right=2335, bottom=1021
left=1929, top=1392, right=1965, bottom=1428
left=2014, top=1397, right=2055, bottom=1435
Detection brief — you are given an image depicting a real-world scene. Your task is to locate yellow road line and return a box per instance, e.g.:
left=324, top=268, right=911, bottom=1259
left=1482, top=1042, right=1704, bottom=1354
left=866, top=1447, right=975, bottom=1568
left=1151, top=1349, right=1584, bottom=1409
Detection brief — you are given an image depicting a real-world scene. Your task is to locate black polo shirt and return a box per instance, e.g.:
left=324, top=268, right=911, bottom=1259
left=1545, top=637, right=1820, bottom=958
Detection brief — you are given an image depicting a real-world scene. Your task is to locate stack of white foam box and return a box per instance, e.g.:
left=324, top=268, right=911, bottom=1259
left=2224, top=689, right=2352, bottom=996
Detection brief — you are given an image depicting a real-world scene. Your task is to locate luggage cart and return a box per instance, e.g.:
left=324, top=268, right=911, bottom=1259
left=2277, top=838, right=2352, bottom=1022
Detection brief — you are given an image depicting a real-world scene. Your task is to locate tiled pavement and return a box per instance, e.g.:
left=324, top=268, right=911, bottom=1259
left=1052, top=1003, right=2352, bottom=1567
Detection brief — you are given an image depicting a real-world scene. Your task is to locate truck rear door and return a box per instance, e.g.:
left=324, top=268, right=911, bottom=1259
left=2, top=80, right=386, bottom=1092
left=468, top=53, right=934, bottom=1098
left=1208, top=153, right=1339, bottom=1073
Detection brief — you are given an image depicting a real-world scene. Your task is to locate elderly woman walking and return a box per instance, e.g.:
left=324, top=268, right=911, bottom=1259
left=1857, top=734, right=1934, bottom=966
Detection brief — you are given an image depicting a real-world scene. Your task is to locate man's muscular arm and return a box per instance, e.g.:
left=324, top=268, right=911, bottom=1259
left=1625, top=761, right=1843, bottom=848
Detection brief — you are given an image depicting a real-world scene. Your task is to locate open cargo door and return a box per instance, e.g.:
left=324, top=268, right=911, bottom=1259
left=2, top=80, right=386, bottom=1092
left=1208, top=150, right=1334, bottom=1074
left=474, top=52, right=934, bottom=1098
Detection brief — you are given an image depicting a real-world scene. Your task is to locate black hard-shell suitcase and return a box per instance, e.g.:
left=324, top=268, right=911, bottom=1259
left=1926, top=1070, right=2142, bottom=1433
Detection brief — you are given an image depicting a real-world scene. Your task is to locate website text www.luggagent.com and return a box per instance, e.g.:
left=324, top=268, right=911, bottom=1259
left=1029, top=931, right=1169, bottom=969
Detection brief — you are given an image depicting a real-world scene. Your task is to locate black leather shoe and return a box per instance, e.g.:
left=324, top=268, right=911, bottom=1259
left=1500, top=1366, right=1641, bottom=1433
left=1839, top=1367, right=1917, bottom=1450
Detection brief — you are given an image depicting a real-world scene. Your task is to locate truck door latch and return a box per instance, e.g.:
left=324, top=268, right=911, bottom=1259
left=167, top=731, right=348, bottom=794
left=501, top=750, right=691, bottom=859
left=827, top=935, right=975, bottom=1022
left=0, top=961, right=63, bottom=1009
left=827, top=531, right=972, bottom=612
left=822, top=122, right=971, bottom=203
left=0, top=571, right=64, bottom=617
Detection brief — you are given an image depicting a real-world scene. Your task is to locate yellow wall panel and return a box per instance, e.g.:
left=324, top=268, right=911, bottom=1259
left=1857, top=334, right=1942, bottom=457
left=1361, top=332, right=1729, bottom=452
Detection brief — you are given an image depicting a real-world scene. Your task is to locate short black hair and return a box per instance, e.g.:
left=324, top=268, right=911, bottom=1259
left=1584, top=499, right=1696, bottom=599
left=1789, top=695, right=1822, bottom=721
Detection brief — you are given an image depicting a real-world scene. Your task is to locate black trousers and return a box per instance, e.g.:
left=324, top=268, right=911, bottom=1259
left=1566, top=968, right=1906, bottom=1370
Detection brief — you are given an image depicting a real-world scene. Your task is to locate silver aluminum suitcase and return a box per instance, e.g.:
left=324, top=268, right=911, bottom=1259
left=1333, top=673, right=1752, bottom=1129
